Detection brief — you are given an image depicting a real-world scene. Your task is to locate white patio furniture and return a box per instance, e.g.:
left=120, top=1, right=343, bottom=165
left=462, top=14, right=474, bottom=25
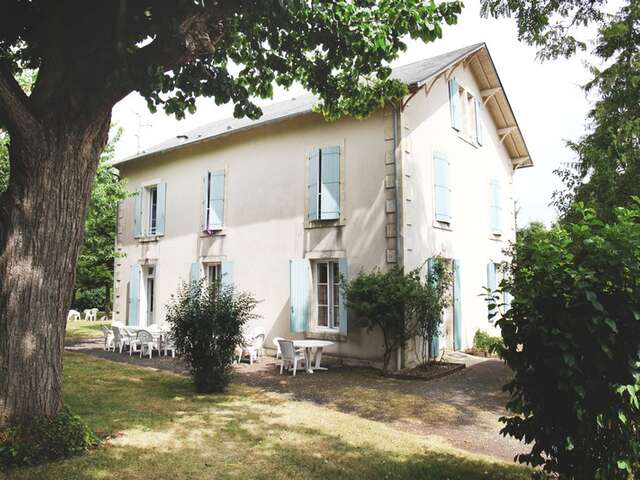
left=273, top=336, right=284, bottom=359
left=83, top=308, right=98, bottom=321
left=278, top=339, right=306, bottom=376
left=163, top=332, right=177, bottom=358
left=237, top=327, right=265, bottom=365
left=291, top=340, right=335, bottom=373
left=137, top=330, right=160, bottom=359
left=102, top=326, right=115, bottom=351
left=67, top=310, right=81, bottom=322
left=112, top=325, right=133, bottom=353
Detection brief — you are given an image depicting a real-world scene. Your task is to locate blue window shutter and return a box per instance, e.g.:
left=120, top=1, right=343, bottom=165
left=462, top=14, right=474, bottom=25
left=209, top=170, right=225, bottom=230
left=289, top=259, right=310, bottom=333
left=201, top=173, right=208, bottom=232
left=448, top=79, right=461, bottom=131
left=490, top=179, right=502, bottom=234
left=434, top=152, right=451, bottom=223
left=128, top=264, right=141, bottom=326
left=320, top=145, right=340, bottom=220
left=338, top=257, right=348, bottom=336
left=475, top=98, right=483, bottom=146
left=487, top=262, right=498, bottom=322
left=155, top=182, right=167, bottom=236
left=308, top=149, right=320, bottom=221
left=133, top=188, right=143, bottom=238
left=190, top=261, right=201, bottom=284
left=453, top=259, right=462, bottom=351
left=221, top=261, right=234, bottom=288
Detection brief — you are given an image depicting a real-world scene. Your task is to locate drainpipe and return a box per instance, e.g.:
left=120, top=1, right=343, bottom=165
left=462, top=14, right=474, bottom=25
left=392, top=101, right=405, bottom=371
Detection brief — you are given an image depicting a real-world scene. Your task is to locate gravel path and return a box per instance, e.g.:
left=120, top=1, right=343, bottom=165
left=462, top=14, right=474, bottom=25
left=68, top=338, right=526, bottom=462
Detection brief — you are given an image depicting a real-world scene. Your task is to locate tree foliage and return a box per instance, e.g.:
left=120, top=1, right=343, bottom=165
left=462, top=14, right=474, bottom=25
left=412, top=258, right=452, bottom=365
left=344, top=260, right=451, bottom=372
left=73, top=132, right=127, bottom=312
left=554, top=1, right=640, bottom=222
left=1, top=0, right=462, bottom=125
left=480, top=0, right=609, bottom=59
left=167, top=279, right=259, bottom=393
left=494, top=203, right=640, bottom=478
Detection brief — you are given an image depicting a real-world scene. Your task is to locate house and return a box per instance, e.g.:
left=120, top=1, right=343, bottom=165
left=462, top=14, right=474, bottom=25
left=111, top=43, right=532, bottom=369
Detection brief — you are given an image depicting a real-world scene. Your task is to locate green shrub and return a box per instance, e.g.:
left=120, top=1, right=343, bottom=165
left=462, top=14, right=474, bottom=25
left=472, top=330, right=503, bottom=356
left=344, top=260, right=451, bottom=372
left=0, top=407, right=98, bottom=469
left=166, top=280, right=259, bottom=393
left=494, top=203, right=640, bottom=479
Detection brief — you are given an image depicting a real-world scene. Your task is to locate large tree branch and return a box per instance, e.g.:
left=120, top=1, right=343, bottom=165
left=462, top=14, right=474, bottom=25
left=0, top=63, right=38, bottom=136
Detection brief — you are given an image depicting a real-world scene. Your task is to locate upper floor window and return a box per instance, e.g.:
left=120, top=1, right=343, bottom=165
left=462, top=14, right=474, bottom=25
left=203, top=170, right=225, bottom=232
left=133, top=182, right=166, bottom=238
left=448, top=78, right=483, bottom=146
left=489, top=179, right=502, bottom=236
left=308, top=145, right=341, bottom=222
left=433, top=151, right=452, bottom=226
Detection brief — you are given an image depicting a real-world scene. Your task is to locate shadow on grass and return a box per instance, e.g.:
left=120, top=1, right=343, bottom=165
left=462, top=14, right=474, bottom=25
left=6, top=352, right=531, bottom=480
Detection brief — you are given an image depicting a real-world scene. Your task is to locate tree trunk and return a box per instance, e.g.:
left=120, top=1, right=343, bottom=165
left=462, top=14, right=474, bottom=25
left=0, top=114, right=110, bottom=425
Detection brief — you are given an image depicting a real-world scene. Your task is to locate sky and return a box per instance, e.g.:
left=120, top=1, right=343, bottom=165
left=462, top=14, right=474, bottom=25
left=112, top=0, right=596, bottom=227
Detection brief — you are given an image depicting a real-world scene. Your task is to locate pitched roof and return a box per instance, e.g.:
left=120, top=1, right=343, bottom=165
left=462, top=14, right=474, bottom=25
left=114, top=43, right=531, bottom=168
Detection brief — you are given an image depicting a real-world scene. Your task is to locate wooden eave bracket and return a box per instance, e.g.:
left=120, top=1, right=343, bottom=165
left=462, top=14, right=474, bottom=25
left=512, top=156, right=530, bottom=168
left=498, top=125, right=517, bottom=143
left=481, top=87, right=502, bottom=105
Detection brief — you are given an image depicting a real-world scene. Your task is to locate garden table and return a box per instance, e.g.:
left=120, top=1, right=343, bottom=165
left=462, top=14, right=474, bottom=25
left=292, top=340, right=334, bottom=373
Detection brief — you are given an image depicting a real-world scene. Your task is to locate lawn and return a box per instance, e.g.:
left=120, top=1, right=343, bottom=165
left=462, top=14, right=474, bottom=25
left=4, top=353, right=532, bottom=480
left=65, top=321, right=110, bottom=342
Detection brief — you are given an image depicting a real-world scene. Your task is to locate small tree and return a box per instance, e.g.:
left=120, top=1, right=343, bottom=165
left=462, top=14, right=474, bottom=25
left=494, top=202, right=640, bottom=478
left=410, top=258, right=452, bottom=365
left=166, top=280, right=259, bottom=393
left=344, top=266, right=421, bottom=373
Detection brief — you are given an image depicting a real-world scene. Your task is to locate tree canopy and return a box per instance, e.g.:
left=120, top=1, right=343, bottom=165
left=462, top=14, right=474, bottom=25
left=0, top=0, right=462, bottom=129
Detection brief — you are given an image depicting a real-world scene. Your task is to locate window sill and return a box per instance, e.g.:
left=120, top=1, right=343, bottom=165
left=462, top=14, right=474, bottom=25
left=305, top=219, right=345, bottom=229
left=433, top=221, right=452, bottom=232
left=490, top=233, right=503, bottom=241
left=304, top=330, right=347, bottom=342
left=452, top=128, right=479, bottom=148
left=136, top=235, right=161, bottom=243
left=199, top=230, right=226, bottom=238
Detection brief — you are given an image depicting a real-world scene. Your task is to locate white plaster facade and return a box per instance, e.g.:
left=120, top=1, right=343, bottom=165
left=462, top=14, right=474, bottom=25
left=112, top=44, right=531, bottom=368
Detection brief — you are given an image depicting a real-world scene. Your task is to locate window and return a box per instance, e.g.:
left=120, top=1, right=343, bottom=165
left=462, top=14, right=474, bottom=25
left=308, top=146, right=341, bottom=222
left=133, top=182, right=166, bottom=238
left=145, top=266, right=155, bottom=326
left=204, top=170, right=225, bottom=231
left=206, top=263, right=221, bottom=285
left=315, top=261, right=340, bottom=330
left=448, top=78, right=482, bottom=146
left=433, top=151, right=452, bottom=225
left=489, top=179, right=502, bottom=235
left=147, top=186, right=158, bottom=235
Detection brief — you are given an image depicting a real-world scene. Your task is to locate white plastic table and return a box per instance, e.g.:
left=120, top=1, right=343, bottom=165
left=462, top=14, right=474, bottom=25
left=292, top=340, right=334, bottom=373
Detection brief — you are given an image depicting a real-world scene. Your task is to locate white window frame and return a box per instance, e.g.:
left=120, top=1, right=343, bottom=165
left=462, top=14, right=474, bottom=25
left=454, top=83, right=481, bottom=146
left=314, top=260, right=341, bottom=331
left=205, top=262, right=222, bottom=285
left=146, top=185, right=158, bottom=236
left=142, top=265, right=156, bottom=327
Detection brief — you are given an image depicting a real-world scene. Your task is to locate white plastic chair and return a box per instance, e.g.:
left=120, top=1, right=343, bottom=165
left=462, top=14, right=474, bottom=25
left=278, top=339, right=306, bottom=376
left=137, top=330, right=160, bottom=359
left=67, top=310, right=80, bottom=322
left=102, top=326, right=115, bottom=351
left=112, top=325, right=132, bottom=353
left=83, top=308, right=98, bottom=321
left=273, top=336, right=284, bottom=359
left=163, top=333, right=177, bottom=358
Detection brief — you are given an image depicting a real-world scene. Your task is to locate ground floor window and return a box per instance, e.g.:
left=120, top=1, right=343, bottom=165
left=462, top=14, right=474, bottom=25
left=315, top=260, right=340, bottom=330
left=145, top=266, right=155, bottom=326
left=206, top=263, right=221, bottom=285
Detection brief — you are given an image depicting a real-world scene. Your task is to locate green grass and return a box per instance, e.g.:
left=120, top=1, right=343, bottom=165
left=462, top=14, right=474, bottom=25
left=4, top=353, right=532, bottom=480
left=65, top=321, right=110, bottom=341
